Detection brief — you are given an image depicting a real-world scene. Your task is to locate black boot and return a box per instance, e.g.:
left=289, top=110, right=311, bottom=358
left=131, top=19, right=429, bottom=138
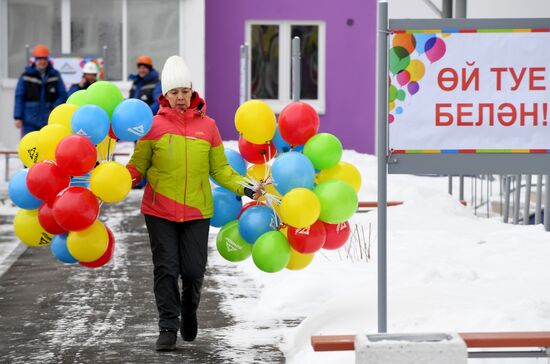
left=181, top=313, right=198, bottom=342
left=156, top=329, right=177, bottom=351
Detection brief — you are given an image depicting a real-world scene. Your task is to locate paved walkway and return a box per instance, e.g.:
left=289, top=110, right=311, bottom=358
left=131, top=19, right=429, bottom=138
left=0, top=192, right=286, bottom=363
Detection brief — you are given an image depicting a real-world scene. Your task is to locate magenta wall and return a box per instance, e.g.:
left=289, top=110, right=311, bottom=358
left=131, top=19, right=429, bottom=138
left=205, top=0, right=377, bottom=153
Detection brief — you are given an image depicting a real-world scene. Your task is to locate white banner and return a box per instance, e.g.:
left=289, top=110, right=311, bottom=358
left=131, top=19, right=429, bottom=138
left=30, top=56, right=104, bottom=90
left=388, top=31, right=550, bottom=151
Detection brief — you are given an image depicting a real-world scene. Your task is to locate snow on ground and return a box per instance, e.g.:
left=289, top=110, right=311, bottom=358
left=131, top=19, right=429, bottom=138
left=1, top=141, right=549, bottom=363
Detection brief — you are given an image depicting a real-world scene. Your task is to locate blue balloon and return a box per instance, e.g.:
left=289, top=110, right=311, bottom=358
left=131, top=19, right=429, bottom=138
left=112, top=99, right=154, bottom=141
left=225, top=149, right=247, bottom=175
left=238, top=205, right=279, bottom=244
left=272, top=124, right=292, bottom=153
left=71, top=104, right=110, bottom=144
left=51, top=234, right=78, bottom=264
left=8, top=169, right=42, bottom=209
left=414, top=34, right=435, bottom=54
left=271, top=152, right=315, bottom=195
left=211, top=187, right=242, bottom=227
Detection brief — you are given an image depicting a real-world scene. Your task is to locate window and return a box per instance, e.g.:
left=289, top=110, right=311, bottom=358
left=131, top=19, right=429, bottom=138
left=246, top=20, right=325, bottom=113
left=127, top=0, right=179, bottom=78
left=5, top=0, right=181, bottom=81
left=72, top=0, right=123, bottom=80
left=7, top=0, right=61, bottom=78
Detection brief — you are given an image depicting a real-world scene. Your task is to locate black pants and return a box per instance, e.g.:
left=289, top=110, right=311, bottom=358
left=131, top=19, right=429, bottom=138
left=144, top=215, right=210, bottom=331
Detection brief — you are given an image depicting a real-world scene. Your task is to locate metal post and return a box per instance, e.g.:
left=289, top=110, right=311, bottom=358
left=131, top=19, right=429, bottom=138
left=455, top=0, right=467, bottom=18
left=459, top=175, right=464, bottom=201
left=448, top=175, right=452, bottom=195
left=291, top=36, right=301, bottom=102
left=544, top=175, right=550, bottom=231
left=441, top=0, right=452, bottom=18
left=503, top=176, right=511, bottom=223
left=102, top=45, right=108, bottom=80
left=513, top=174, right=521, bottom=224
left=535, top=175, right=542, bottom=224
left=25, top=44, right=30, bottom=65
left=523, top=175, right=531, bottom=225
left=4, top=154, right=9, bottom=182
left=239, top=44, right=250, bottom=104
left=376, top=1, right=388, bottom=334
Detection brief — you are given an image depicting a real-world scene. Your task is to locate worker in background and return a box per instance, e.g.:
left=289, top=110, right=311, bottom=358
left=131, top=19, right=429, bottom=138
left=67, top=61, right=99, bottom=96
left=128, top=55, right=162, bottom=115
left=13, top=44, right=67, bottom=136
left=128, top=55, right=162, bottom=189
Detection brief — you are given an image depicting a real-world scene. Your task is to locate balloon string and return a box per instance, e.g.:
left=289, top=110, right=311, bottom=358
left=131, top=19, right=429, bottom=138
left=107, top=137, right=112, bottom=162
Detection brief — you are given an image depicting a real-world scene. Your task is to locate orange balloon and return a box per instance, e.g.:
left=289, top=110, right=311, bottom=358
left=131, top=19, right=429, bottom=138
left=392, top=34, right=415, bottom=54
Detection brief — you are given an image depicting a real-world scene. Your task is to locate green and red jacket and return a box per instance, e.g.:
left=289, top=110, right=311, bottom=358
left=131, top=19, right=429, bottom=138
left=127, top=92, right=245, bottom=222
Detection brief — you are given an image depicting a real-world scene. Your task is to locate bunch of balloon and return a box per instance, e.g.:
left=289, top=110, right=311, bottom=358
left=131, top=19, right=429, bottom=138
left=274, top=102, right=360, bottom=270
left=214, top=100, right=360, bottom=273
left=9, top=81, right=153, bottom=268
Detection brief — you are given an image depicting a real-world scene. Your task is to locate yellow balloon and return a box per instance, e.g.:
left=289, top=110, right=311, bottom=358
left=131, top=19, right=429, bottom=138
left=389, top=101, right=395, bottom=111
left=286, top=247, right=314, bottom=270
left=17, top=131, right=40, bottom=167
left=90, top=161, right=132, bottom=203
left=280, top=188, right=320, bottom=228
left=97, top=136, right=117, bottom=161
left=67, top=220, right=108, bottom=262
left=13, top=209, right=53, bottom=247
left=48, top=103, right=79, bottom=130
left=407, top=59, right=425, bottom=82
left=234, top=100, right=276, bottom=144
left=247, top=164, right=271, bottom=182
left=318, top=162, right=362, bottom=193
left=37, top=124, right=72, bottom=161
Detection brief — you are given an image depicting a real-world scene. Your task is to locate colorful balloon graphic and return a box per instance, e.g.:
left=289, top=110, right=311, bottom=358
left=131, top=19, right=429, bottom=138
left=414, top=34, right=435, bottom=55
left=392, top=33, right=416, bottom=54
left=389, top=47, right=410, bottom=75
left=408, top=82, right=420, bottom=95
left=406, top=59, right=425, bottom=82
left=396, top=70, right=410, bottom=86
left=425, top=37, right=446, bottom=63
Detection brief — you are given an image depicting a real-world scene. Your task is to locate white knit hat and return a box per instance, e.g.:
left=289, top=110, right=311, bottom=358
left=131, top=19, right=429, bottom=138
left=161, top=55, right=192, bottom=95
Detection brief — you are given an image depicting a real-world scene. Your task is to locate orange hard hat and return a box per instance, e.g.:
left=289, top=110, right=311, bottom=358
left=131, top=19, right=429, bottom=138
left=137, top=55, right=153, bottom=67
left=32, top=44, right=50, bottom=58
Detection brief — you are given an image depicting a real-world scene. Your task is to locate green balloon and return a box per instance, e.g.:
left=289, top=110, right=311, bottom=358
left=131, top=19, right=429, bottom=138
left=389, top=85, right=398, bottom=102
left=252, top=231, right=290, bottom=273
left=303, top=133, right=343, bottom=170
left=396, top=89, right=406, bottom=101
left=66, top=90, right=88, bottom=106
left=216, top=220, right=252, bottom=262
left=314, top=180, right=358, bottom=223
left=85, top=81, right=123, bottom=118
left=389, top=46, right=410, bottom=75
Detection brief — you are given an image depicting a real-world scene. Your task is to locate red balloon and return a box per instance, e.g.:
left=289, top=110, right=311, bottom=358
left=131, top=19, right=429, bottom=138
left=38, top=202, right=68, bottom=235
left=27, top=161, right=71, bottom=204
left=323, top=221, right=351, bottom=250
left=278, top=102, right=319, bottom=146
left=238, top=137, right=276, bottom=164
left=52, top=186, right=99, bottom=231
left=288, top=220, right=326, bottom=254
left=55, top=135, right=98, bottom=176
left=80, top=227, right=115, bottom=268
left=238, top=200, right=266, bottom=219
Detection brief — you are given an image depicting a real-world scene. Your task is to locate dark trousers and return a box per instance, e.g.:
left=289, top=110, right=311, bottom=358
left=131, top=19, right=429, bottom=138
left=144, top=215, right=210, bottom=331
